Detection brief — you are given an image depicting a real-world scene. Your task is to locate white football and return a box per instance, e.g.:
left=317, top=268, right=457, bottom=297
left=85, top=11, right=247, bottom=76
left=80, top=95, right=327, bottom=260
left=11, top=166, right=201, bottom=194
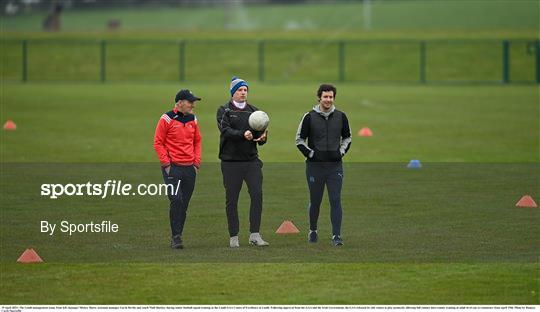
left=248, top=111, right=270, bottom=131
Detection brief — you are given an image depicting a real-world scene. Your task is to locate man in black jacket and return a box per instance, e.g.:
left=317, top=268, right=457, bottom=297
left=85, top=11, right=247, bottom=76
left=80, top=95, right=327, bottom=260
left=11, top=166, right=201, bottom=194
left=295, top=84, right=351, bottom=246
left=216, top=76, right=269, bottom=248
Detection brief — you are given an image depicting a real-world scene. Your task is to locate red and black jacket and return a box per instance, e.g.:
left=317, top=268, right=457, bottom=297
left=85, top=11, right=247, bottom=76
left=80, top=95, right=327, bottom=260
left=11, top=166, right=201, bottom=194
left=154, top=107, right=202, bottom=168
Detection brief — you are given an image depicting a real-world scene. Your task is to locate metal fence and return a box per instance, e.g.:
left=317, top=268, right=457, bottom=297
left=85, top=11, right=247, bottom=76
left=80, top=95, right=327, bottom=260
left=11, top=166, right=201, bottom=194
left=2, top=39, right=539, bottom=84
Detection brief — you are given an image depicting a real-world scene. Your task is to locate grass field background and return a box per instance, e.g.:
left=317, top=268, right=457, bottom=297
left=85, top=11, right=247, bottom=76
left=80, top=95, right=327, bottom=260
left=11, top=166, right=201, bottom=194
left=1, top=84, right=538, bottom=163
left=1, top=83, right=538, bottom=304
left=2, top=1, right=539, bottom=32
left=1, top=1, right=539, bottom=83
left=1, top=162, right=539, bottom=263
left=1, top=0, right=539, bottom=306
left=2, top=40, right=538, bottom=83
left=1, top=263, right=537, bottom=304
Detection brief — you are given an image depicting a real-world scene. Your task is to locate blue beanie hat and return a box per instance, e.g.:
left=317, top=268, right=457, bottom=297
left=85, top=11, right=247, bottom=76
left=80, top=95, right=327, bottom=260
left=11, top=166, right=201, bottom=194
left=230, top=76, right=248, bottom=96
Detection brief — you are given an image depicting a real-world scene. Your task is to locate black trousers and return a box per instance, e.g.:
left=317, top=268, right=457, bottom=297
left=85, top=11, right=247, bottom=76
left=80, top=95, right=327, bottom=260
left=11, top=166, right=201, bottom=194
left=306, top=161, right=343, bottom=236
left=162, top=164, right=197, bottom=237
left=221, top=159, right=263, bottom=237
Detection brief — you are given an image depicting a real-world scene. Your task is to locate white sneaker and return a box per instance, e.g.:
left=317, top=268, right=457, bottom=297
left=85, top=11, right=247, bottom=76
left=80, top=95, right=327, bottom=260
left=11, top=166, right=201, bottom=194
left=229, top=236, right=239, bottom=248
left=249, top=233, right=269, bottom=246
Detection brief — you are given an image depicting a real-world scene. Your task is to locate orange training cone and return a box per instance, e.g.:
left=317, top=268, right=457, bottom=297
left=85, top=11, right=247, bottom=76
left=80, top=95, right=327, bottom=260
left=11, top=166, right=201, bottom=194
left=3, top=120, right=16, bottom=130
left=276, top=220, right=300, bottom=234
left=17, top=248, right=43, bottom=263
left=516, top=195, right=538, bottom=208
left=358, top=127, right=372, bottom=137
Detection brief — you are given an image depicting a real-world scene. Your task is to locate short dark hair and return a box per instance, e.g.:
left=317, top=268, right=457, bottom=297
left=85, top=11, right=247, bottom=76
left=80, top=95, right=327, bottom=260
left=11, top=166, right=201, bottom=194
left=317, top=84, right=337, bottom=98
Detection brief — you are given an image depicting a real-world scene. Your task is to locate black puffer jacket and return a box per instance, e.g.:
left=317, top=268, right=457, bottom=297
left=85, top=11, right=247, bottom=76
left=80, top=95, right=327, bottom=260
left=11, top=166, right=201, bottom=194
left=295, top=105, right=351, bottom=162
left=216, top=101, right=267, bottom=161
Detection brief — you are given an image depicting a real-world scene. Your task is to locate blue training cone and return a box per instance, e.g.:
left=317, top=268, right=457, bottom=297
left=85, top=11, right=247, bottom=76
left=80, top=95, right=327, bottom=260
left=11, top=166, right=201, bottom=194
left=407, top=159, right=422, bottom=169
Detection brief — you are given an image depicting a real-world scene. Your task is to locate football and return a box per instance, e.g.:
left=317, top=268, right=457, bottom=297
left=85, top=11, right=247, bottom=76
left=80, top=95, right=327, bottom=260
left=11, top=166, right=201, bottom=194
left=248, top=111, right=270, bottom=131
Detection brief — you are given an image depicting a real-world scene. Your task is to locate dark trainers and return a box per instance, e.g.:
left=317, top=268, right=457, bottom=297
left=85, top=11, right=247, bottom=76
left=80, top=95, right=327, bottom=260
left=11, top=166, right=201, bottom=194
left=171, top=235, right=183, bottom=249
left=308, top=230, right=318, bottom=243
left=331, top=235, right=343, bottom=246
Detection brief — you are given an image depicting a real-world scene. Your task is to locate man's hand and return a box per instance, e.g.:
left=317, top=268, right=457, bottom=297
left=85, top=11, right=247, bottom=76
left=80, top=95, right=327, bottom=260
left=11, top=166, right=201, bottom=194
left=164, top=165, right=171, bottom=175
left=253, top=130, right=268, bottom=142
left=244, top=130, right=253, bottom=141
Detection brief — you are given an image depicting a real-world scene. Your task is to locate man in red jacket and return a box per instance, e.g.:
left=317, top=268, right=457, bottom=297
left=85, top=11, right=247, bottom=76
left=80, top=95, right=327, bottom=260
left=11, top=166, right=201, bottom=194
left=154, top=89, right=202, bottom=249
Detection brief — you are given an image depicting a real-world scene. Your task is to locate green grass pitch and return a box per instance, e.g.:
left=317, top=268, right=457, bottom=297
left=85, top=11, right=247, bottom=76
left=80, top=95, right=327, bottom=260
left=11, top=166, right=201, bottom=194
left=1, top=83, right=538, bottom=304
left=1, top=0, right=539, bottom=305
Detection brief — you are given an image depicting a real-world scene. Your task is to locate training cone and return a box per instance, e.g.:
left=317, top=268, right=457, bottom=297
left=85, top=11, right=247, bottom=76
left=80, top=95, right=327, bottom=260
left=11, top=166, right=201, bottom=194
left=358, top=127, right=373, bottom=137
left=276, top=220, right=300, bottom=234
left=17, top=248, right=43, bottom=263
left=515, top=195, right=538, bottom=208
left=407, top=159, right=422, bottom=168
left=3, top=120, right=16, bottom=130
